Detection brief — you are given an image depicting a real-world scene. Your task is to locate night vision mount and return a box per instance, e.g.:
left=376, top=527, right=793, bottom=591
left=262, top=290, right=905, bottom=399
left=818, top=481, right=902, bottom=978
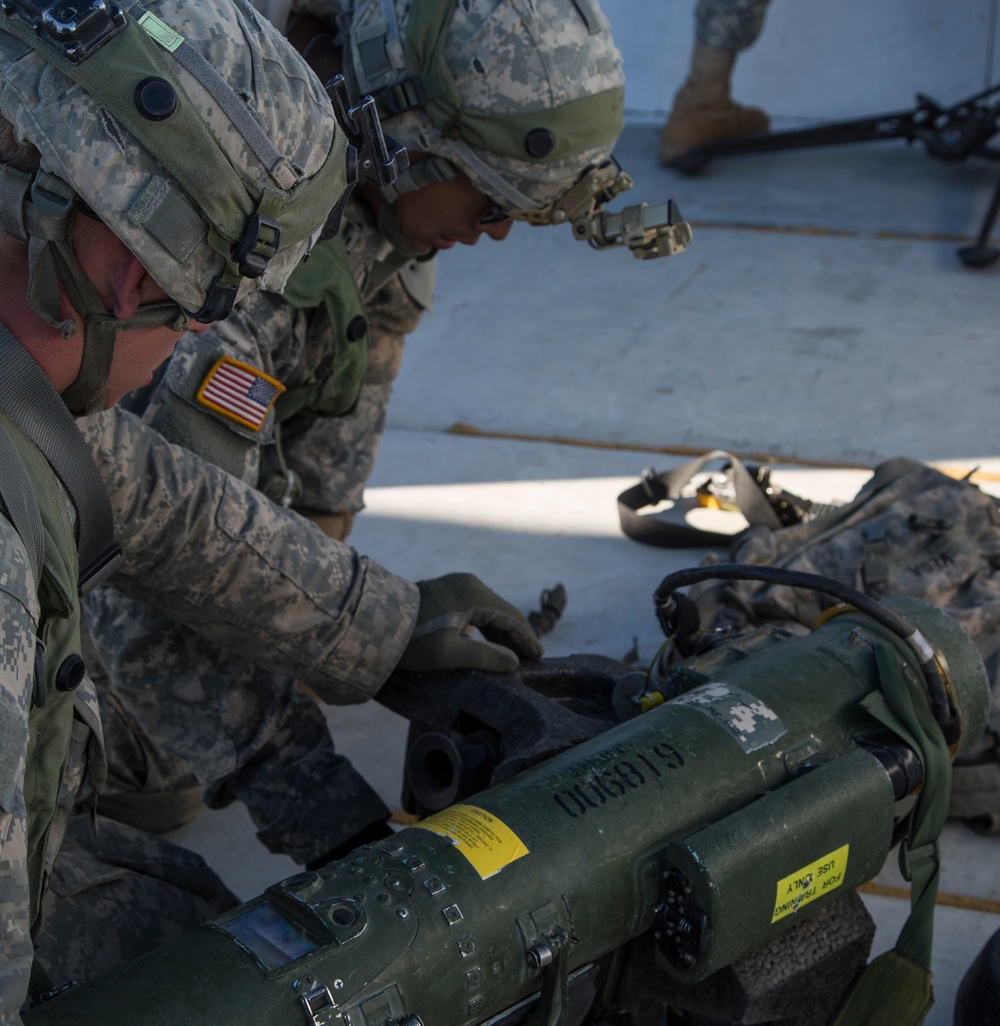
left=513, top=159, right=693, bottom=260
left=0, top=0, right=126, bottom=63
left=326, top=74, right=408, bottom=191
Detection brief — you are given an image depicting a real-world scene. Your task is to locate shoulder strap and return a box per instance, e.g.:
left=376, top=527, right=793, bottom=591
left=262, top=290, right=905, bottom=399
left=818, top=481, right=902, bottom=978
left=0, top=324, right=121, bottom=593
left=0, top=418, right=43, bottom=585
left=276, top=235, right=369, bottom=421
left=828, top=638, right=952, bottom=1025
left=617, top=450, right=784, bottom=548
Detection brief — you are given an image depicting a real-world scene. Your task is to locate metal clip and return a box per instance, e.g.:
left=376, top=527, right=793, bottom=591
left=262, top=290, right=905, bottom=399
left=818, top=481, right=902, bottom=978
left=300, top=983, right=339, bottom=1026
left=326, top=74, right=408, bottom=189
left=2, top=0, right=127, bottom=64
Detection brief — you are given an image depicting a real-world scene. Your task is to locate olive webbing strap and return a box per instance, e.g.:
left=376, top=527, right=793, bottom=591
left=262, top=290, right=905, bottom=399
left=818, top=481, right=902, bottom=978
left=829, top=639, right=952, bottom=1026
left=0, top=325, right=121, bottom=593
left=0, top=419, right=43, bottom=585
left=28, top=954, right=54, bottom=1005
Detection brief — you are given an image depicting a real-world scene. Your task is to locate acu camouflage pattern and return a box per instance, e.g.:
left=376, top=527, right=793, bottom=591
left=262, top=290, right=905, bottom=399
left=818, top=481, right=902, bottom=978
left=83, top=190, right=424, bottom=864
left=0, top=520, right=36, bottom=1019
left=83, top=590, right=392, bottom=864
left=695, top=0, right=772, bottom=53
left=84, top=0, right=625, bottom=864
left=81, top=406, right=418, bottom=702
left=33, top=814, right=237, bottom=989
left=680, top=456, right=1000, bottom=830
left=0, top=0, right=342, bottom=314
left=345, top=0, right=625, bottom=209
left=0, top=411, right=107, bottom=1020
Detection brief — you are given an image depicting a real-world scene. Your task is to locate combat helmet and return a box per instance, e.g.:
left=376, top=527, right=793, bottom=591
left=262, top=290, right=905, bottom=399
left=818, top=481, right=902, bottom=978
left=0, top=0, right=356, bottom=412
left=335, top=0, right=690, bottom=255
left=340, top=0, right=625, bottom=220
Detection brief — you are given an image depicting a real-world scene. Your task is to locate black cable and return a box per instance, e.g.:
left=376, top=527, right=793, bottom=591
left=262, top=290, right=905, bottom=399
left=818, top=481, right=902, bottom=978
left=653, top=563, right=956, bottom=736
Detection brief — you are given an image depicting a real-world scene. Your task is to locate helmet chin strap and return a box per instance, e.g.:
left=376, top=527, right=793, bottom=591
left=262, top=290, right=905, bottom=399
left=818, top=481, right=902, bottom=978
left=371, top=186, right=433, bottom=259
left=31, top=232, right=189, bottom=415
left=10, top=168, right=189, bottom=415
left=60, top=300, right=190, bottom=416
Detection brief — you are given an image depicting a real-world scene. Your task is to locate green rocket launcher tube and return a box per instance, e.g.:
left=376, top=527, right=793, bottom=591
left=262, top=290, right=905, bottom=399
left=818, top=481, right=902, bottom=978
left=26, top=596, right=989, bottom=1026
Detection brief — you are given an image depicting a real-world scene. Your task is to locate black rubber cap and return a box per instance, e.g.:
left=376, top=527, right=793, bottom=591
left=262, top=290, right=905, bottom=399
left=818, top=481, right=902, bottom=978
left=135, top=78, right=177, bottom=121
left=524, top=128, right=555, bottom=158
left=346, top=315, right=368, bottom=342
left=55, top=654, right=86, bottom=693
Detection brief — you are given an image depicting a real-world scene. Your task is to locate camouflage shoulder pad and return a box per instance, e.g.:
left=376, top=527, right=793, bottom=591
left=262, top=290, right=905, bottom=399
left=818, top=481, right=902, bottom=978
left=276, top=236, right=369, bottom=421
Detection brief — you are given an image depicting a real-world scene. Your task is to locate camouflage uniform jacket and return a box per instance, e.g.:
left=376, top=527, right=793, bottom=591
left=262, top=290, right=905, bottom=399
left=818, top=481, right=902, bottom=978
left=0, top=414, right=105, bottom=1024
left=80, top=406, right=419, bottom=706
left=136, top=192, right=434, bottom=516
left=78, top=195, right=429, bottom=864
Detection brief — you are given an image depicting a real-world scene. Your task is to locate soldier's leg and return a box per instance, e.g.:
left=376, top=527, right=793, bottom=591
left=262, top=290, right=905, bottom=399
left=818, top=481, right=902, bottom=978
left=84, top=587, right=391, bottom=866
left=33, top=814, right=238, bottom=986
left=659, top=0, right=772, bottom=164
left=82, top=625, right=205, bottom=834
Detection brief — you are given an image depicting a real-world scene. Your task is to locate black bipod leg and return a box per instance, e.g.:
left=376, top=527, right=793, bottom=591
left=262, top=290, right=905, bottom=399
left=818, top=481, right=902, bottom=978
left=957, top=169, right=1000, bottom=267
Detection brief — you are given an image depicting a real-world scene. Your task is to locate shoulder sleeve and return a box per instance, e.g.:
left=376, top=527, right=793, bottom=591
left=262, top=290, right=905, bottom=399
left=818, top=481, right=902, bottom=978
left=0, top=519, right=37, bottom=1022
left=78, top=408, right=419, bottom=704
left=285, top=273, right=423, bottom=514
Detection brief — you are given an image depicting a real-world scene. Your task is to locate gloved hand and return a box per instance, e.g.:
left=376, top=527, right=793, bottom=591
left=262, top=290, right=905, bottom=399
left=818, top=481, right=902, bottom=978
left=398, top=572, right=544, bottom=673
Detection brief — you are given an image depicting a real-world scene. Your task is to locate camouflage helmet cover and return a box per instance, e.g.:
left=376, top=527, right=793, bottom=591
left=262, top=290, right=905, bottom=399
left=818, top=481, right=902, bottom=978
left=343, top=0, right=626, bottom=212
left=0, top=0, right=350, bottom=316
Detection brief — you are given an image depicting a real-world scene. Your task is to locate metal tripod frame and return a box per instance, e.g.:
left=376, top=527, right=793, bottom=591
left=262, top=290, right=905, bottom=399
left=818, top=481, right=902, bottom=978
left=668, top=84, right=1000, bottom=268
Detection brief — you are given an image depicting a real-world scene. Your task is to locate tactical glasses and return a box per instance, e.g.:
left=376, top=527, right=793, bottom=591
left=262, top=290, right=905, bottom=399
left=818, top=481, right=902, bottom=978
left=478, top=198, right=512, bottom=225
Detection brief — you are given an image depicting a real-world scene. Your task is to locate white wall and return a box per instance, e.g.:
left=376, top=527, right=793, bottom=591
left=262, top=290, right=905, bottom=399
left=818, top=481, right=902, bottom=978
left=601, top=0, right=998, bottom=123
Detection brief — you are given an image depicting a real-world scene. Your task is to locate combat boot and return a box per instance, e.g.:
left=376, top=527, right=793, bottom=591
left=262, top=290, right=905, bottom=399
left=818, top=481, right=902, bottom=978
left=658, top=42, right=770, bottom=165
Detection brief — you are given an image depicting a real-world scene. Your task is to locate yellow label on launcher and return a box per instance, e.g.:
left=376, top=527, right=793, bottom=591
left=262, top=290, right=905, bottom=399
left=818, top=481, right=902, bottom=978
left=416, top=804, right=529, bottom=880
left=771, top=844, right=849, bottom=923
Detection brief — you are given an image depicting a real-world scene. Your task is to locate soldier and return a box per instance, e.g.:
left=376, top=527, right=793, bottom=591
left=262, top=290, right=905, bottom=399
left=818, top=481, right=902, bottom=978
left=0, top=0, right=352, bottom=1013
left=658, top=0, right=773, bottom=164
left=83, top=0, right=634, bottom=872
left=0, top=0, right=541, bottom=1009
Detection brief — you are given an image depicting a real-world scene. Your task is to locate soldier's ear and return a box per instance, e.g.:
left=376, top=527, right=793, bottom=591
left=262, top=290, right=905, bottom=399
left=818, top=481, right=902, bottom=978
left=109, top=251, right=154, bottom=320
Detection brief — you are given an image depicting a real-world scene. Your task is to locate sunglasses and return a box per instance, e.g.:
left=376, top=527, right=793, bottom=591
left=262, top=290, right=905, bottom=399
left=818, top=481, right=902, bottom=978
left=478, top=197, right=511, bottom=225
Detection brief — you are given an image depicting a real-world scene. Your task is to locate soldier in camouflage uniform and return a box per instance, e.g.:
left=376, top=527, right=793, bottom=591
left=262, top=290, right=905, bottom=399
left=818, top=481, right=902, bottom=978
left=1, top=0, right=543, bottom=1006
left=0, top=0, right=355, bottom=1013
left=83, top=0, right=634, bottom=868
left=659, top=0, right=773, bottom=164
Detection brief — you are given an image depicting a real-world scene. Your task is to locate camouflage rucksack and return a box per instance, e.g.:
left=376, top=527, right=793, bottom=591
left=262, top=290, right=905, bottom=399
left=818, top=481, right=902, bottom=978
left=621, top=454, right=1000, bottom=832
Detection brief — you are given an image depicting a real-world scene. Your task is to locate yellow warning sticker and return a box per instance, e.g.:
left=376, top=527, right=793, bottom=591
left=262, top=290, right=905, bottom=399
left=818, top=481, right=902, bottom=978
left=415, top=804, right=529, bottom=880
left=771, top=844, right=849, bottom=923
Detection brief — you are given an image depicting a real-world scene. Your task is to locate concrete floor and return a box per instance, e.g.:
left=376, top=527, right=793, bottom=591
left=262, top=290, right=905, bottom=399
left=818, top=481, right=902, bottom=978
left=171, top=124, right=1000, bottom=1024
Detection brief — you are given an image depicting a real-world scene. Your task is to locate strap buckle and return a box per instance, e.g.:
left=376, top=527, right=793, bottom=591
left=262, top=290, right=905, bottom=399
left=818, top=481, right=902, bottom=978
left=640, top=467, right=665, bottom=504
left=78, top=541, right=123, bottom=595
left=898, top=838, right=940, bottom=882
left=232, top=212, right=281, bottom=280
left=373, top=74, right=427, bottom=116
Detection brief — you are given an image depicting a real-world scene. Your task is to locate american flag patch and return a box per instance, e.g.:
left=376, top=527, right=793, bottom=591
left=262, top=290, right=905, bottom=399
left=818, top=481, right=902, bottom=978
left=195, top=356, right=286, bottom=431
